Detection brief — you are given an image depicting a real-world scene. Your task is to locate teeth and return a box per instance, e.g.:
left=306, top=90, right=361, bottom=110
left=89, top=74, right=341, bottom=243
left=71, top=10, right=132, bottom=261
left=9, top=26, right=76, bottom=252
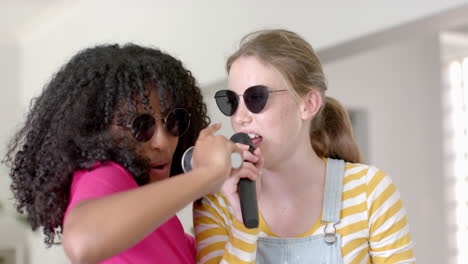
left=248, top=133, right=259, bottom=139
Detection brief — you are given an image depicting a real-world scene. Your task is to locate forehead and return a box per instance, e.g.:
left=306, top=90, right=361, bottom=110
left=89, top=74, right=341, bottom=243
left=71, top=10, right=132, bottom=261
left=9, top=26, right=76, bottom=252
left=227, top=56, right=290, bottom=92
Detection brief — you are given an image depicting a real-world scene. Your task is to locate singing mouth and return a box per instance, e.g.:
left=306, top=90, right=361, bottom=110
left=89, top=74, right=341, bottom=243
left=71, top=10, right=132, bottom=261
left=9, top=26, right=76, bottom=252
left=149, top=163, right=170, bottom=181
left=244, top=132, right=263, bottom=148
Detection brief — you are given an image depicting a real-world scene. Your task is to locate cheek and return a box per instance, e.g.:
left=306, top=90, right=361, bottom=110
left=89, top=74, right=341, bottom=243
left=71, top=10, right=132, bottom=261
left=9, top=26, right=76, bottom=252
left=230, top=117, right=241, bottom=132
left=270, top=101, right=301, bottom=131
left=266, top=115, right=300, bottom=144
left=164, top=136, right=180, bottom=157
left=261, top=103, right=302, bottom=152
left=170, top=137, right=179, bottom=152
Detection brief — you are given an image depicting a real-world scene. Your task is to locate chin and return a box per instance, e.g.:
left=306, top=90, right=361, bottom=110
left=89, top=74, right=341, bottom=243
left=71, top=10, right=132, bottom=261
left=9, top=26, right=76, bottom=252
left=149, top=173, right=170, bottom=182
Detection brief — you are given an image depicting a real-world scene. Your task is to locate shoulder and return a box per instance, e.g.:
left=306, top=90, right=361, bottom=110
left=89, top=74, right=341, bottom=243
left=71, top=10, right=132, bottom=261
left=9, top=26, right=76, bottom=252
left=64, top=161, right=138, bottom=222
left=342, top=161, right=399, bottom=207
left=195, top=192, right=233, bottom=213
left=68, top=162, right=138, bottom=204
left=72, top=161, right=136, bottom=189
left=341, top=161, right=397, bottom=205
left=343, top=161, right=391, bottom=187
left=193, top=192, right=234, bottom=226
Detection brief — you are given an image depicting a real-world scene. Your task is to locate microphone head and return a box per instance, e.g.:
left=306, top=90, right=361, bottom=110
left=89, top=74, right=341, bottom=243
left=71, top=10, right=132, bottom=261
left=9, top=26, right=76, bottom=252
left=230, top=133, right=254, bottom=152
left=181, top=146, right=194, bottom=173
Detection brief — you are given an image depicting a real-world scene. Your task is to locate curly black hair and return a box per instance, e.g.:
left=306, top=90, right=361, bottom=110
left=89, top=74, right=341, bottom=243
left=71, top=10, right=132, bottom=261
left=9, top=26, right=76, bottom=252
left=3, top=43, right=210, bottom=246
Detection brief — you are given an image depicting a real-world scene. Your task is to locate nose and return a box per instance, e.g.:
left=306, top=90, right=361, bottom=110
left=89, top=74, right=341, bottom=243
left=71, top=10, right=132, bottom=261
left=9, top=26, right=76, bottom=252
left=148, top=121, right=177, bottom=150
left=232, top=97, right=253, bottom=126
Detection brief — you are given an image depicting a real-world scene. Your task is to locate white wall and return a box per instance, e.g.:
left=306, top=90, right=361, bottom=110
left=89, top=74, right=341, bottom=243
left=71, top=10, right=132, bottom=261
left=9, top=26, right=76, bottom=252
left=0, top=40, right=69, bottom=263
left=0, top=42, right=32, bottom=264
left=0, top=42, right=23, bottom=219
left=18, top=0, right=468, bottom=107
left=0, top=43, right=20, bottom=215
left=323, top=34, right=445, bottom=263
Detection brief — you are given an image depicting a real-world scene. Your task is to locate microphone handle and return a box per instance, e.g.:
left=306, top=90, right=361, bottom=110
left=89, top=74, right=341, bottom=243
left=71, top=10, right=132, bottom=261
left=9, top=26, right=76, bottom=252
left=228, top=133, right=259, bottom=229
left=238, top=178, right=259, bottom=228
left=238, top=143, right=258, bottom=229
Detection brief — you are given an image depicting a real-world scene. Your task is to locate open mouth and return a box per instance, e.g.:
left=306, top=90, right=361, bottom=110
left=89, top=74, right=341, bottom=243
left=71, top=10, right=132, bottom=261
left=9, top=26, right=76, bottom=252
left=150, top=163, right=170, bottom=180
left=153, top=164, right=166, bottom=170
left=247, top=133, right=263, bottom=148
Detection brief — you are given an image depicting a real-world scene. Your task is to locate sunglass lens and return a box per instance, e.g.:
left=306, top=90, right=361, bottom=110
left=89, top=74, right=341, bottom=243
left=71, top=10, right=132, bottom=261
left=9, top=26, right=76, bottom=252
left=245, top=85, right=269, bottom=113
left=215, top=90, right=238, bottom=116
left=132, top=114, right=156, bottom=142
left=165, top=109, right=191, bottom=137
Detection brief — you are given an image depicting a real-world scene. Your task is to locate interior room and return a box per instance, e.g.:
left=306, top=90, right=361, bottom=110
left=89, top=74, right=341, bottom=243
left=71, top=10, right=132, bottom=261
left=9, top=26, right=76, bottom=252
left=1, top=1, right=467, bottom=263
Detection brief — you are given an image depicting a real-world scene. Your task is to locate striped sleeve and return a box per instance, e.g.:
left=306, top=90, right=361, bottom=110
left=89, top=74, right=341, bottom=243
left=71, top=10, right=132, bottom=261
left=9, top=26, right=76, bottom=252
left=366, top=167, right=416, bottom=264
left=193, top=193, right=259, bottom=264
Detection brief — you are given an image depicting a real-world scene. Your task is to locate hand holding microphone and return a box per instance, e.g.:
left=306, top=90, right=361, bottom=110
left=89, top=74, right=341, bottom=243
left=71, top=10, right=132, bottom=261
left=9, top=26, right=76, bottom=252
left=181, top=128, right=262, bottom=228
left=182, top=146, right=243, bottom=173
left=181, top=123, right=243, bottom=194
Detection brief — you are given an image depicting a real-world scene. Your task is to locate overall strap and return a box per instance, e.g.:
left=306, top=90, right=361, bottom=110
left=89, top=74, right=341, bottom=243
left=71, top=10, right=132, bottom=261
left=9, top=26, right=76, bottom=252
left=321, top=158, right=345, bottom=224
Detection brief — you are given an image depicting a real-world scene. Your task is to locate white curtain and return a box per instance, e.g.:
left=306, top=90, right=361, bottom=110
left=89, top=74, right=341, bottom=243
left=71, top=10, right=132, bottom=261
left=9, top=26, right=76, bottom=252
left=445, top=58, right=468, bottom=264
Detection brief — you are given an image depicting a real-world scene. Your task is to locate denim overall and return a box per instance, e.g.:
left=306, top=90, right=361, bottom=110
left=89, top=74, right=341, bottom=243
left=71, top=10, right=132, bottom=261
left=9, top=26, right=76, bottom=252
left=256, top=159, right=345, bottom=264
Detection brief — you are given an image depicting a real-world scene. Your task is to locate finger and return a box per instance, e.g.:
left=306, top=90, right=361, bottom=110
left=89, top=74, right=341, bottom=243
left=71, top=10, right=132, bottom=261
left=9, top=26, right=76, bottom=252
left=256, top=155, right=265, bottom=169
left=222, top=174, right=241, bottom=193
left=245, top=172, right=259, bottom=182
left=224, top=171, right=256, bottom=194
left=222, top=179, right=239, bottom=194
left=254, top=148, right=264, bottom=168
left=254, top=147, right=261, bottom=156
left=242, top=162, right=259, bottom=173
left=237, top=163, right=260, bottom=181
left=242, top=151, right=259, bottom=163
left=198, top=123, right=221, bottom=139
left=238, top=169, right=259, bottom=182
left=228, top=161, right=258, bottom=182
left=235, top=143, right=250, bottom=151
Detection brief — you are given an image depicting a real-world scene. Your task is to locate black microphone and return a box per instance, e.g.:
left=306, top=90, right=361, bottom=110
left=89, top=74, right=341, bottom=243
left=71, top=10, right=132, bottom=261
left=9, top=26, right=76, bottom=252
left=230, top=132, right=259, bottom=229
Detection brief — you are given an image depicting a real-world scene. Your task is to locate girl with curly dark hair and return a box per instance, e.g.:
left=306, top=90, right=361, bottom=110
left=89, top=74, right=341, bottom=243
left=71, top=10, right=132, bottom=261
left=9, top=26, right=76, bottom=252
left=4, top=43, right=239, bottom=263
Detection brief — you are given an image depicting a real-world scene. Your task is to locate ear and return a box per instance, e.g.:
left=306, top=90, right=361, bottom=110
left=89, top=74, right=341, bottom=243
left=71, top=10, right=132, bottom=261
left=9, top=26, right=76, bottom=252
left=299, top=89, right=322, bottom=120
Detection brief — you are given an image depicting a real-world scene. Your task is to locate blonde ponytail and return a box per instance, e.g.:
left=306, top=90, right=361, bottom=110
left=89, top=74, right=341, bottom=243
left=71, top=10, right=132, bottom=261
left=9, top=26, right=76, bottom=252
left=310, top=97, right=362, bottom=163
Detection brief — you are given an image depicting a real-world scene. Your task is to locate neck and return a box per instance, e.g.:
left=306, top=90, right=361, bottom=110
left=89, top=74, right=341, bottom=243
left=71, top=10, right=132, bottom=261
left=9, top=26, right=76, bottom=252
left=258, top=140, right=326, bottom=200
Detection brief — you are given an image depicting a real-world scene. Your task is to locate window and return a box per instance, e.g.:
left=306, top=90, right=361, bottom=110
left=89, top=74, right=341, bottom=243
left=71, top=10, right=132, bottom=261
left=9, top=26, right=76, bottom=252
left=446, top=57, right=468, bottom=264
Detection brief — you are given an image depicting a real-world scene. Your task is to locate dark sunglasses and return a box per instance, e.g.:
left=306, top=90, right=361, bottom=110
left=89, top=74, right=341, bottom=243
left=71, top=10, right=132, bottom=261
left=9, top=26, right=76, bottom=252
left=214, top=85, right=287, bottom=116
left=117, top=108, right=191, bottom=142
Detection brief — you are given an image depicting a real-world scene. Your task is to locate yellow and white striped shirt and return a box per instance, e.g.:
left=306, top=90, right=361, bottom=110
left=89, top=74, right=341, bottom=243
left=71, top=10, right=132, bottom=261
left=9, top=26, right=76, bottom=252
left=194, top=162, right=416, bottom=264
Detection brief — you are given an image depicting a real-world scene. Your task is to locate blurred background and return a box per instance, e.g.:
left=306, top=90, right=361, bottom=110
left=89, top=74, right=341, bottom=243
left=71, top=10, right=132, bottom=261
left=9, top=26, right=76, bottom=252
left=1, top=0, right=467, bottom=263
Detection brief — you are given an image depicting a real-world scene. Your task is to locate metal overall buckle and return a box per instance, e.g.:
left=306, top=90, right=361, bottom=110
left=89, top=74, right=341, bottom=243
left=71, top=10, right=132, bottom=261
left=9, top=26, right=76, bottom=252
left=323, top=222, right=338, bottom=245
